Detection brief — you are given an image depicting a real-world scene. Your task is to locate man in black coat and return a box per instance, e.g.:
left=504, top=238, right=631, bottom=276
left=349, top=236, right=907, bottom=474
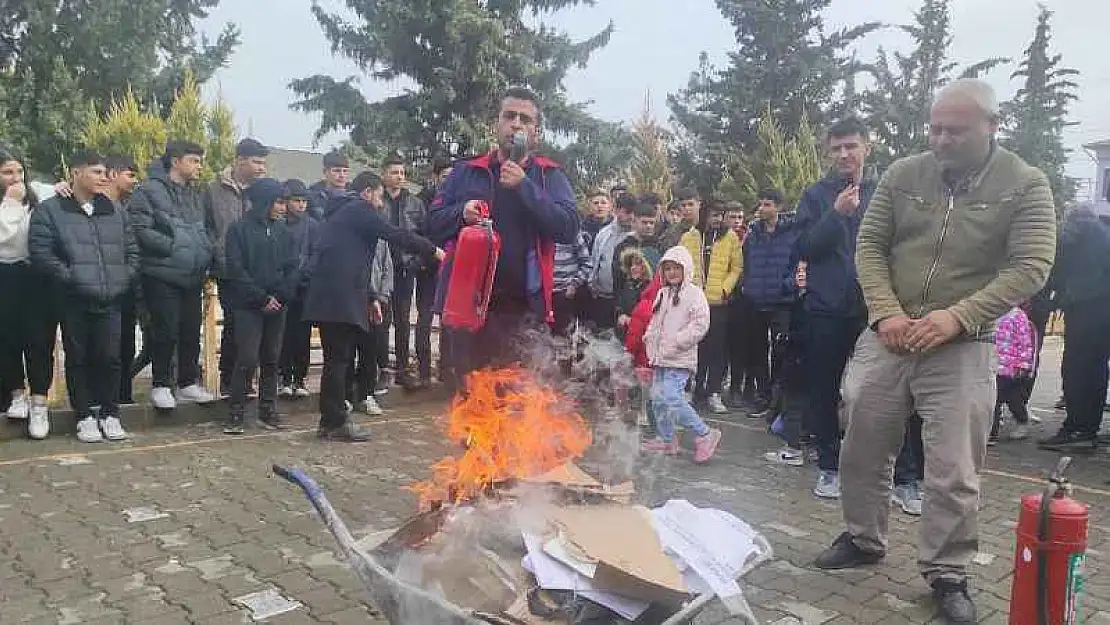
left=222, top=178, right=300, bottom=434
left=29, top=152, right=140, bottom=443
left=128, top=140, right=217, bottom=411
left=303, top=171, right=443, bottom=441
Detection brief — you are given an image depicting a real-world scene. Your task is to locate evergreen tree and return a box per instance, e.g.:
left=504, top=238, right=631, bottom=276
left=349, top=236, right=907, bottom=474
left=0, top=0, right=238, bottom=173
left=719, top=109, right=822, bottom=210
left=858, top=0, right=1007, bottom=165
left=290, top=0, right=618, bottom=182
left=668, top=0, right=879, bottom=196
left=82, top=88, right=168, bottom=174
left=628, top=92, right=674, bottom=202
left=1003, top=5, right=1078, bottom=211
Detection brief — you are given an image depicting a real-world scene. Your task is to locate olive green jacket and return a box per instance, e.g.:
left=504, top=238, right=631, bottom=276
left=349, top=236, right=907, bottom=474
left=855, top=146, right=1057, bottom=337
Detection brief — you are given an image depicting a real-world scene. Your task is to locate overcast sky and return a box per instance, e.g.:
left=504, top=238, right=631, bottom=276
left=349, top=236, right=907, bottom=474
left=200, top=0, right=1109, bottom=179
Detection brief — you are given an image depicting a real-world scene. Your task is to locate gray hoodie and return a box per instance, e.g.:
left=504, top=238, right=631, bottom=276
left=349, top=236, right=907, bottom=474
left=587, top=219, right=631, bottom=298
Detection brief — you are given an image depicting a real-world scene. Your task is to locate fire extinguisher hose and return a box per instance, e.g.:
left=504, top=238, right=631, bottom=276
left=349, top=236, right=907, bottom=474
left=1037, top=456, right=1073, bottom=625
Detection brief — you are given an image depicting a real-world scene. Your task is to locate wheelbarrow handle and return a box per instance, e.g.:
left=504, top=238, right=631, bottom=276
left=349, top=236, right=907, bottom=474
left=272, top=465, right=328, bottom=513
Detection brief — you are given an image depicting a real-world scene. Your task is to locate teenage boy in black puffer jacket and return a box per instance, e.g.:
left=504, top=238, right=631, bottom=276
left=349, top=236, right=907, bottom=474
left=29, top=151, right=140, bottom=443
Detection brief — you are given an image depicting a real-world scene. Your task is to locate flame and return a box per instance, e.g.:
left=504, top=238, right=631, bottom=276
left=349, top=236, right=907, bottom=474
left=410, top=366, right=592, bottom=507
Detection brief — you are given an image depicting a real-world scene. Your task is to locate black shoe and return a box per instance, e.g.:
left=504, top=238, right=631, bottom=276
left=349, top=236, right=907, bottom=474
left=258, top=412, right=288, bottom=430
left=1054, top=397, right=1066, bottom=410
left=398, top=373, right=423, bottom=392
left=814, top=532, right=884, bottom=570
left=747, top=403, right=773, bottom=420
left=932, top=579, right=976, bottom=624
left=1037, top=430, right=1097, bottom=452
left=317, top=422, right=371, bottom=442
left=223, top=417, right=245, bottom=435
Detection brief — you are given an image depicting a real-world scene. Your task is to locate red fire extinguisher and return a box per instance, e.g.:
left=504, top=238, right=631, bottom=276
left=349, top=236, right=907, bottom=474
left=440, top=200, right=501, bottom=332
left=1010, top=456, right=1088, bottom=625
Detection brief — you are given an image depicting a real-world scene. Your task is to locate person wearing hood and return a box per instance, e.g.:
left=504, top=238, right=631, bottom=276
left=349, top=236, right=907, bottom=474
left=277, top=179, right=319, bottom=399
left=682, top=201, right=743, bottom=414
left=642, top=245, right=722, bottom=463
left=220, top=178, right=300, bottom=434
left=302, top=171, right=443, bottom=442
left=128, top=140, right=217, bottom=411
left=794, top=117, right=877, bottom=499
left=204, top=138, right=269, bottom=395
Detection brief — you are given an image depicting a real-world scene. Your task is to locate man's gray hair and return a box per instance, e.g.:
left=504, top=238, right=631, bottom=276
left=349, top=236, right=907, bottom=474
left=934, top=78, right=1001, bottom=119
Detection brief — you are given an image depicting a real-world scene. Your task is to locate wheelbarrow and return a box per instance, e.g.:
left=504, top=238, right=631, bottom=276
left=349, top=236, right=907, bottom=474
left=273, top=465, right=772, bottom=624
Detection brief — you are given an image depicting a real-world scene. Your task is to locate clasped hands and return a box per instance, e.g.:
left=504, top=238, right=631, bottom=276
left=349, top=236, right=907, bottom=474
left=877, top=310, right=963, bottom=354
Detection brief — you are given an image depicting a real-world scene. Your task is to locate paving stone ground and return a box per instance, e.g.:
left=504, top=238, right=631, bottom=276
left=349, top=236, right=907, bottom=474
left=1, top=338, right=1108, bottom=624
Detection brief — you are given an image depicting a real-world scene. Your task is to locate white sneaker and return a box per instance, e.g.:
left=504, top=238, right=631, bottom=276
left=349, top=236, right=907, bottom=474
left=27, top=400, right=49, bottom=440
left=362, top=396, right=384, bottom=416
left=151, top=387, right=176, bottom=410
left=278, top=385, right=294, bottom=398
left=814, top=470, right=841, bottom=499
left=1007, top=423, right=1030, bottom=441
left=7, top=391, right=29, bottom=419
left=76, top=416, right=104, bottom=443
left=707, top=394, right=729, bottom=414
left=176, top=384, right=216, bottom=404
left=293, top=383, right=311, bottom=398
left=764, top=447, right=804, bottom=467
left=100, top=416, right=130, bottom=441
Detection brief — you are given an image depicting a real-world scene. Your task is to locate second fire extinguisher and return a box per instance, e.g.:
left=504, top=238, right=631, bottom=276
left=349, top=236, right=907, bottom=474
left=1009, top=456, right=1089, bottom=625
left=440, top=200, right=501, bottom=332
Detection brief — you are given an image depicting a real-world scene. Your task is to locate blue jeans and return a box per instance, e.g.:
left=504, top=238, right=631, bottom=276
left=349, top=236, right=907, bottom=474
left=651, top=367, right=710, bottom=442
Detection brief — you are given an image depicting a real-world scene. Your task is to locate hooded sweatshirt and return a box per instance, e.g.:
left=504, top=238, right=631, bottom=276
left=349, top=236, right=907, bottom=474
left=644, top=246, right=710, bottom=373
left=0, top=198, right=32, bottom=263
left=223, top=179, right=300, bottom=311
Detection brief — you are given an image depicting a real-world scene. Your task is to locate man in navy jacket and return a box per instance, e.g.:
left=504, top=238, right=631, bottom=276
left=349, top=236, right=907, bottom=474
left=794, top=117, right=876, bottom=500
left=426, top=87, right=580, bottom=382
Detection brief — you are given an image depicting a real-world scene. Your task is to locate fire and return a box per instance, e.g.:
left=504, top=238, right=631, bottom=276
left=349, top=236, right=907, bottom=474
left=410, top=366, right=592, bottom=507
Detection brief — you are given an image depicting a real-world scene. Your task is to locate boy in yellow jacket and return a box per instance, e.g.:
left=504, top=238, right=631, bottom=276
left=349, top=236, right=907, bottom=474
left=682, top=202, right=743, bottom=413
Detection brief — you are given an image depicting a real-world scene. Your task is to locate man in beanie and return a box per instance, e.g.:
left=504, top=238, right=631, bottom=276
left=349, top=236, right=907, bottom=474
left=307, top=150, right=350, bottom=220
left=222, top=178, right=300, bottom=434
left=278, top=179, right=319, bottom=398
left=204, top=137, right=269, bottom=396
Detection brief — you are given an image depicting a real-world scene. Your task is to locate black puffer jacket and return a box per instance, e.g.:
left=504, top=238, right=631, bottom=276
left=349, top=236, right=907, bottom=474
left=128, top=165, right=213, bottom=288
left=224, top=204, right=300, bottom=311
left=28, top=195, right=139, bottom=304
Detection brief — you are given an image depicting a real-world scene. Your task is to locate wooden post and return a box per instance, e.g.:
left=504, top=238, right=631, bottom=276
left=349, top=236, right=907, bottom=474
left=202, top=279, right=221, bottom=393
left=48, top=330, right=66, bottom=408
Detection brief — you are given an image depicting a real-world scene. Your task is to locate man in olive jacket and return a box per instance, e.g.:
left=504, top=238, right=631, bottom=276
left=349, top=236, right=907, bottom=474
left=813, top=80, right=1056, bottom=625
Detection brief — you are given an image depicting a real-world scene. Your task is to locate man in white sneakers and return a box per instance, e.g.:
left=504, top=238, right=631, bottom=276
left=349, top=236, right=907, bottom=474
left=29, top=152, right=140, bottom=442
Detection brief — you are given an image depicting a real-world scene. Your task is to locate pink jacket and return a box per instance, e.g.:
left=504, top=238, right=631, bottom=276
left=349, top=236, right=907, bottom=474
left=645, top=246, right=710, bottom=372
left=995, top=307, right=1036, bottom=378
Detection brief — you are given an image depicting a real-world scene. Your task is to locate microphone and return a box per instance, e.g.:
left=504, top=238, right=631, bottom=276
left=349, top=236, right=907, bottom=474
left=509, top=131, right=528, bottom=164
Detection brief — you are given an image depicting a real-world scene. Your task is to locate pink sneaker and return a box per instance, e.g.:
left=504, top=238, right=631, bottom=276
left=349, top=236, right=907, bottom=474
left=693, top=429, right=722, bottom=463
left=641, top=438, right=679, bottom=455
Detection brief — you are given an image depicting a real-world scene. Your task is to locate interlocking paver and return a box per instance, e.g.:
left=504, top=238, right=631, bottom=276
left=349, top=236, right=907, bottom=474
left=1, top=339, right=1106, bottom=623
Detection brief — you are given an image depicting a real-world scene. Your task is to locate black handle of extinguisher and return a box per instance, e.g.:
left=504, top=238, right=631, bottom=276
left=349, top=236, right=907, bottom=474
left=1037, top=455, right=1072, bottom=625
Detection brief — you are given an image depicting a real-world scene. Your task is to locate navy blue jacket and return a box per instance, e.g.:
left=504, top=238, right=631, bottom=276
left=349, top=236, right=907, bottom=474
left=426, top=152, right=579, bottom=323
left=742, top=214, right=801, bottom=308
left=224, top=205, right=300, bottom=312
left=795, top=176, right=876, bottom=317
left=302, top=195, right=438, bottom=332
left=284, top=210, right=319, bottom=294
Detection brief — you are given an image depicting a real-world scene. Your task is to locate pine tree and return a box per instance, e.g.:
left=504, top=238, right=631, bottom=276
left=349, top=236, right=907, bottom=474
left=0, top=0, right=238, bottom=174
left=81, top=88, right=168, bottom=174
left=858, top=0, right=1007, bottom=165
left=290, top=0, right=622, bottom=189
left=668, top=0, right=879, bottom=195
left=722, top=109, right=822, bottom=210
left=1003, top=5, right=1078, bottom=211
left=628, top=92, right=674, bottom=202
left=205, top=97, right=238, bottom=178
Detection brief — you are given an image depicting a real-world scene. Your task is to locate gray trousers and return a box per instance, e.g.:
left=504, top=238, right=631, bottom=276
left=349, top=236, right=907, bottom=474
left=840, top=330, right=996, bottom=584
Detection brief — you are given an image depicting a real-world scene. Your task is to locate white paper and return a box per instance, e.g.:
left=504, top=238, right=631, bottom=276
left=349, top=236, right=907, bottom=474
left=522, top=532, right=649, bottom=620
left=233, top=588, right=303, bottom=621
left=542, top=535, right=598, bottom=578
left=650, top=500, right=765, bottom=614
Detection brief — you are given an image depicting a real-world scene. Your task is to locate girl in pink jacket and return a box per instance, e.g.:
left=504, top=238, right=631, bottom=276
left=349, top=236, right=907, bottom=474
left=643, top=246, right=723, bottom=462
left=990, top=305, right=1037, bottom=443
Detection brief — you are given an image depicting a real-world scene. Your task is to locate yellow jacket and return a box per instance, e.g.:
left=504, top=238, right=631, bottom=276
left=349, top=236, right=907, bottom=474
left=681, top=228, right=743, bottom=305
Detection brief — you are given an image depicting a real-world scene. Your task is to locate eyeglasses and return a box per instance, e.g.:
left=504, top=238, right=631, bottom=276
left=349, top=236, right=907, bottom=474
left=501, top=110, right=536, bottom=125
